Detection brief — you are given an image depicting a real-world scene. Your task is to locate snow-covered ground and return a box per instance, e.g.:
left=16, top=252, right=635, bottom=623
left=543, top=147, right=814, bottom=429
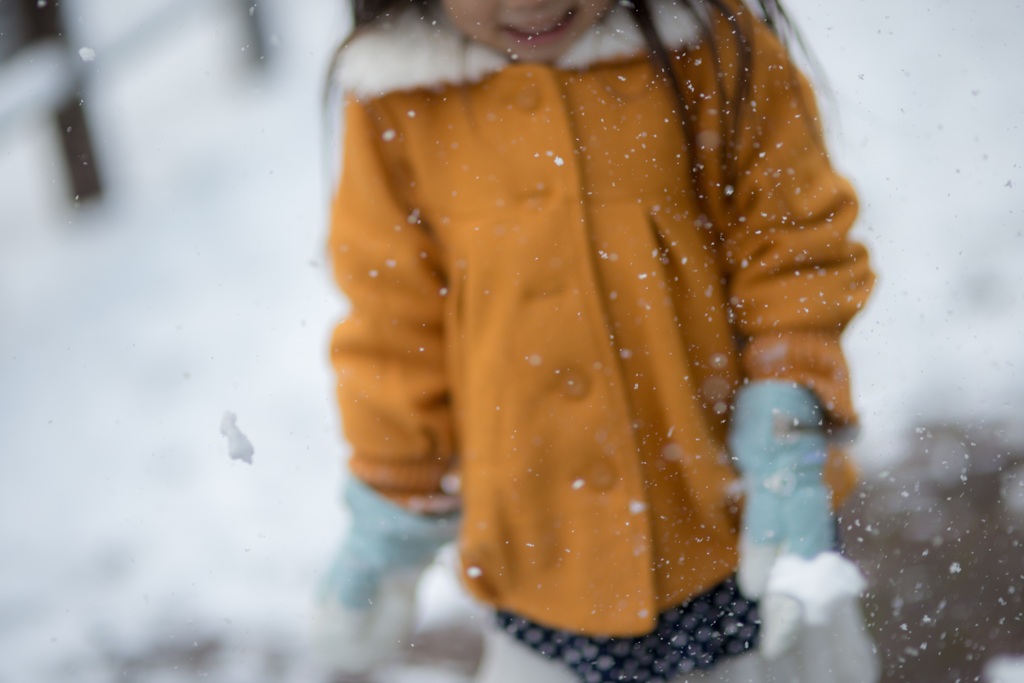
left=0, top=0, right=1021, bottom=681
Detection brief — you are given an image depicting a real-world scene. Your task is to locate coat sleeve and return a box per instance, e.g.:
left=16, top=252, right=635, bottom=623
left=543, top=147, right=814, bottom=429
left=714, top=17, right=875, bottom=427
left=327, top=95, right=455, bottom=501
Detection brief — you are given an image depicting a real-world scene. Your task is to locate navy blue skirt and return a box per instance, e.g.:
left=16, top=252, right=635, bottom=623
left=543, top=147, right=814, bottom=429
left=495, top=576, right=759, bottom=683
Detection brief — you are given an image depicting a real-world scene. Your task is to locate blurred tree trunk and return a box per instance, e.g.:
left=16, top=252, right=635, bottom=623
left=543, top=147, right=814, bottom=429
left=19, top=0, right=103, bottom=202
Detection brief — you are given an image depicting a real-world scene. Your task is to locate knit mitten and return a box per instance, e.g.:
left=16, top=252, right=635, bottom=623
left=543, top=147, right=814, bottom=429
left=311, top=477, right=458, bottom=674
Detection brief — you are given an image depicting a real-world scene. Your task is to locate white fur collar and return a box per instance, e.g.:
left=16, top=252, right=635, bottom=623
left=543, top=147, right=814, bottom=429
left=332, top=0, right=702, bottom=100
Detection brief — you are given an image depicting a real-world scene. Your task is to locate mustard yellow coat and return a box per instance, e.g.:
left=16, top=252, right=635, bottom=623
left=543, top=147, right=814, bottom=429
left=327, top=2, right=874, bottom=635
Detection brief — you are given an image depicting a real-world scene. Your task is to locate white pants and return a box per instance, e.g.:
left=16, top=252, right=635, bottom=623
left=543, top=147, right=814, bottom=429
left=474, top=601, right=878, bottom=683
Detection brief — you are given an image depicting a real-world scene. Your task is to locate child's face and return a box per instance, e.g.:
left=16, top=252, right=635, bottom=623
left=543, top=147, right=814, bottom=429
left=442, top=0, right=614, bottom=63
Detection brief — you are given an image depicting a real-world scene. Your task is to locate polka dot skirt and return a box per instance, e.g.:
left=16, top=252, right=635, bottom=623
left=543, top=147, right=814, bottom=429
left=495, top=577, right=759, bottom=683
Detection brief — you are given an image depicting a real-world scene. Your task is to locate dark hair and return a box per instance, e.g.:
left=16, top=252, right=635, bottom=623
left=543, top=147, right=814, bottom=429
left=332, top=0, right=815, bottom=205
left=350, top=0, right=429, bottom=26
left=628, top=0, right=823, bottom=208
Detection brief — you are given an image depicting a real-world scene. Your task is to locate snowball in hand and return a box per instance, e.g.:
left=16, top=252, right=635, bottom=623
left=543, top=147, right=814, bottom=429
left=766, top=552, right=866, bottom=624
left=220, top=411, right=254, bottom=464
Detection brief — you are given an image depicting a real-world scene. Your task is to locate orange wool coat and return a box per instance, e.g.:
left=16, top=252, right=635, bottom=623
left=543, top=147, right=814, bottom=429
left=326, top=2, right=874, bottom=636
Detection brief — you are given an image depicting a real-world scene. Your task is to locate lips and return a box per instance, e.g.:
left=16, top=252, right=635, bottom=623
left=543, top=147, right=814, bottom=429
left=502, top=8, right=576, bottom=46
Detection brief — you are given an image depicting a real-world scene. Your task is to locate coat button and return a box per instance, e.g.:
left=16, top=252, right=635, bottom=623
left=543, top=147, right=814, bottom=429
left=559, top=368, right=590, bottom=399
left=588, top=459, right=618, bottom=491
left=518, top=184, right=550, bottom=211
left=515, top=85, right=540, bottom=111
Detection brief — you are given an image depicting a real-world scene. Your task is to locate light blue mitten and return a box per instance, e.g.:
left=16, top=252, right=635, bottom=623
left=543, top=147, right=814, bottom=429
left=312, top=477, right=458, bottom=674
left=729, top=381, right=833, bottom=657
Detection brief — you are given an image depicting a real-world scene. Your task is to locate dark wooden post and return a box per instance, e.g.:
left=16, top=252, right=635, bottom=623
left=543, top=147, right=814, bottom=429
left=237, top=0, right=269, bottom=69
left=19, top=0, right=103, bottom=202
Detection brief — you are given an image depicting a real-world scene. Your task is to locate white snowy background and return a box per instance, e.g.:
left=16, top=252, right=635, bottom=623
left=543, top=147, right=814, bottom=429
left=1, top=0, right=1022, bottom=681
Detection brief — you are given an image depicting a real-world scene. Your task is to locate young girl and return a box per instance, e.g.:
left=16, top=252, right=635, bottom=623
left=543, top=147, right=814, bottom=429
left=314, top=0, right=878, bottom=681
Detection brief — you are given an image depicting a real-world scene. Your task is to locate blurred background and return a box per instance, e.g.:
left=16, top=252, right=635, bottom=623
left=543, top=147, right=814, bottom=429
left=0, top=0, right=1022, bottom=681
